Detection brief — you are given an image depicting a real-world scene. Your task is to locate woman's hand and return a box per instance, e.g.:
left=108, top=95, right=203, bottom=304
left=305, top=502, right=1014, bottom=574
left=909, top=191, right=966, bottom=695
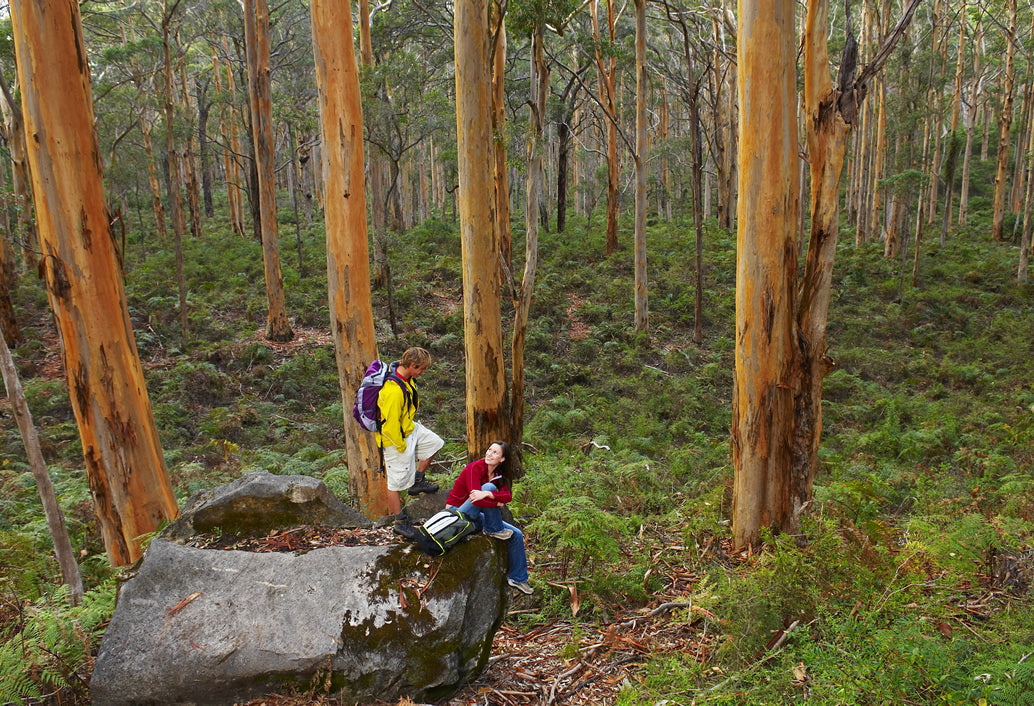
left=468, top=489, right=493, bottom=503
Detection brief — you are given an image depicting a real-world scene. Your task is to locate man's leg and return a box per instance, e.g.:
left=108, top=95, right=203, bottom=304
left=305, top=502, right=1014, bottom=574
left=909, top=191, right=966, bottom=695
left=383, top=439, right=416, bottom=514
left=408, top=423, right=445, bottom=496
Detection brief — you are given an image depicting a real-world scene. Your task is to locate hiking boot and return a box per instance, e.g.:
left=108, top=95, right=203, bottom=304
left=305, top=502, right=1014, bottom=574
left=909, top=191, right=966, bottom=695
left=393, top=515, right=420, bottom=541
left=407, top=472, right=439, bottom=496
left=507, top=578, right=533, bottom=595
left=374, top=513, right=400, bottom=528
left=487, top=529, right=513, bottom=540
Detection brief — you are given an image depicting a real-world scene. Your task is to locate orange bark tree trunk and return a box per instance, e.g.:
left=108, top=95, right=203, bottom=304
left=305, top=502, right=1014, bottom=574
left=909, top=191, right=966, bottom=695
left=161, top=14, right=189, bottom=339
left=358, top=0, right=390, bottom=290
left=991, top=0, right=1017, bottom=242
left=632, top=0, right=648, bottom=333
left=492, top=5, right=511, bottom=270
left=731, top=0, right=800, bottom=549
left=243, top=0, right=294, bottom=342
left=140, top=115, right=168, bottom=242
left=311, top=0, right=387, bottom=518
left=0, top=70, right=38, bottom=273
left=455, top=0, right=509, bottom=459
left=592, top=0, right=619, bottom=255
left=10, top=0, right=179, bottom=566
left=733, top=0, right=920, bottom=549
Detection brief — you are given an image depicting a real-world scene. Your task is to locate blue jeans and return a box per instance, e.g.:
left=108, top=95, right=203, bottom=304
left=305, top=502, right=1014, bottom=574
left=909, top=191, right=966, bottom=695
left=456, top=483, right=529, bottom=584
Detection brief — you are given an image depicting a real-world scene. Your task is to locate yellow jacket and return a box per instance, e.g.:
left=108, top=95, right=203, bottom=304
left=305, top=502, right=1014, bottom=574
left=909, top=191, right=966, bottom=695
left=376, top=375, right=417, bottom=452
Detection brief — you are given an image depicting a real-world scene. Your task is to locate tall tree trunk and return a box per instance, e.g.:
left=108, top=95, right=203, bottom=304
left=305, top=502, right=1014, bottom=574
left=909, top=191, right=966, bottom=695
left=11, top=0, right=179, bottom=565
left=0, top=98, right=21, bottom=346
left=868, top=77, right=887, bottom=241
left=162, top=16, right=189, bottom=339
left=0, top=329, right=82, bottom=602
left=852, top=87, right=871, bottom=242
left=632, top=0, right=648, bottom=333
left=311, top=0, right=386, bottom=518
left=0, top=70, right=37, bottom=273
left=556, top=117, right=571, bottom=234
left=555, top=70, right=582, bottom=235
left=358, top=0, right=390, bottom=290
left=959, top=17, right=982, bottom=227
left=940, top=4, right=966, bottom=245
left=732, top=0, right=800, bottom=549
left=492, top=5, right=511, bottom=269
left=691, top=93, right=705, bottom=345
left=669, top=6, right=706, bottom=344
left=243, top=0, right=293, bottom=341
left=180, top=60, right=203, bottom=239
left=1018, top=73, right=1034, bottom=283
left=658, top=87, right=669, bottom=221
left=733, top=0, right=918, bottom=548
left=196, top=76, right=214, bottom=218
left=925, top=0, right=943, bottom=228
left=219, top=44, right=247, bottom=239
left=140, top=116, right=168, bottom=241
left=455, top=0, right=508, bottom=458
left=286, top=124, right=305, bottom=276
left=592, top=0, right=619, bottom=254
left=991, top=0, right=1017, bottom=242
left=511, top=25, right=547, bottom=450
left=0, top=247, right=19, bottom=347
left=718, top=0, right=738, bottom=234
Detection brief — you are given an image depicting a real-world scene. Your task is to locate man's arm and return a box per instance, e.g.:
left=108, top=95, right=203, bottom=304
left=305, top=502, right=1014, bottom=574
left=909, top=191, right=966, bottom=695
left=377, top=383, right=407, bottom=452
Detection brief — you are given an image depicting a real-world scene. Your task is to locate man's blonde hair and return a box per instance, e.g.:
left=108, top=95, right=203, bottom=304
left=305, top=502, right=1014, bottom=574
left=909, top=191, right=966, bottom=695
left=401, top=347, right=431, bottom=368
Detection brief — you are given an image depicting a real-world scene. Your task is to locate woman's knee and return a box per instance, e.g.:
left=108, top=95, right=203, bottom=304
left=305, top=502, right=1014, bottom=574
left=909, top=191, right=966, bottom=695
left=481, top=482, right=499, bottom=492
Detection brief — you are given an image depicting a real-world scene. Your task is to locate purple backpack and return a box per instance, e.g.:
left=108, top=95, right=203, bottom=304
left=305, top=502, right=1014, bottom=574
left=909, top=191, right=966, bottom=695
left=352, top=360, right=414, bottom=433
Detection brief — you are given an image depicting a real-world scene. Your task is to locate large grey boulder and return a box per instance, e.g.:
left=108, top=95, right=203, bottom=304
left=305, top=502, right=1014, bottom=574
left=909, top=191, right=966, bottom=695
left=91, top=474, right=509, bottom=705
left=161, top=471, right=372, bottom=541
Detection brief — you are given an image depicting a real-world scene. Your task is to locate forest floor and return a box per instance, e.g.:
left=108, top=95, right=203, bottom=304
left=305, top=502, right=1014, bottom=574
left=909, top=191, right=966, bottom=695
left=237, top=529, right=1022, bottom=706
left=202, top=525, right=730, bottom=706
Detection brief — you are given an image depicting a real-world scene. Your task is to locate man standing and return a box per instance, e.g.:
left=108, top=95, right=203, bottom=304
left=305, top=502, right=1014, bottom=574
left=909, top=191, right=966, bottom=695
left=377, top=347, right=443, bottom=515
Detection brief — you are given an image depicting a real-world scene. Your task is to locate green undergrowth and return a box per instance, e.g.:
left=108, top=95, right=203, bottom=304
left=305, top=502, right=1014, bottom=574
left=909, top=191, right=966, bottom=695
left=2, top=191, right=1033, bottom=702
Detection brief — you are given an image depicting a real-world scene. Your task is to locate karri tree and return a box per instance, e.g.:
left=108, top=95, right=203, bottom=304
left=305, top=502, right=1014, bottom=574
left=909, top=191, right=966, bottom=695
left=731, top=0, right=800, bottom=549
left=311, top=0, right=388, bottom=518
left=10, top=0, right=179, bottom=566
left=243, top=0, right=294, bottom=342
left=454, top=0, right=509, bottom=458
left=732, top=0, right=918, bottom=548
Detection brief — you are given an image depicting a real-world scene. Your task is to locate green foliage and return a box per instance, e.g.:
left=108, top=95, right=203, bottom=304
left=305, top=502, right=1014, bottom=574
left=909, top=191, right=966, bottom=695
left=528, top=495, right=630, bottom=576
left=713, top=517, right=893, bottom=664
left=0, top=582, right=115, bottom=704
left=6, top=118, right=1034, bottom=705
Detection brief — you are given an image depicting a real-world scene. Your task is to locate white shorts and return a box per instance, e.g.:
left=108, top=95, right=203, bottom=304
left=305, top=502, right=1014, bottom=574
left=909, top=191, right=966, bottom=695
left=383, top=422, right=445, bottom=491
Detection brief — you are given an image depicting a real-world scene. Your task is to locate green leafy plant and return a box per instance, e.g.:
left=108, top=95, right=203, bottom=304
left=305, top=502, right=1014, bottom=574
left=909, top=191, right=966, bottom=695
left=528, top=495, right=629, bottom=578
left=0, top=581, right=115, bottom=704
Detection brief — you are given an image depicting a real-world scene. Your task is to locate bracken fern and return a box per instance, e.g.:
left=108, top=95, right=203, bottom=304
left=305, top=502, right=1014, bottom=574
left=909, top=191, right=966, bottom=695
left=0, top=581, right=115, bottom=705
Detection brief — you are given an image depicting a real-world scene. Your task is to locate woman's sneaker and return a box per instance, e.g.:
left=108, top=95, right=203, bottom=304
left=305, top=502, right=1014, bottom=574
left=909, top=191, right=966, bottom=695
left=507, top=578, right=533, bottom=595
left=487, top=529, right=513, bottom=540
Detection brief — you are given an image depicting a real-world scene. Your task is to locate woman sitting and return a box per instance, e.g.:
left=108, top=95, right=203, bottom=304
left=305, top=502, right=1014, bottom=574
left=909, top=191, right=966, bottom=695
left=446, top=441, right=532, bottom=595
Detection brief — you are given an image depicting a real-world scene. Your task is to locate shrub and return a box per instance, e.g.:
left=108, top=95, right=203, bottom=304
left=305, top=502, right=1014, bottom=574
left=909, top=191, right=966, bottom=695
left=0, top=581, right=115, bottom=704
left=528, top=495, right=630, bottom=577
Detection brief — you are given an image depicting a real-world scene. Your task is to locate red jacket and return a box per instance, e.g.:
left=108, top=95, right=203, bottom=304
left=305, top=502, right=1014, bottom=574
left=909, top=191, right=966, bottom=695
left=446, top=459, right=512, bottom=508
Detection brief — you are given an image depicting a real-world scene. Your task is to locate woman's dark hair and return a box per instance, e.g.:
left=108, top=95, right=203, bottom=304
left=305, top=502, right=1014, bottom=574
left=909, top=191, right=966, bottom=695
left=491, top=440, right=512, bottom=488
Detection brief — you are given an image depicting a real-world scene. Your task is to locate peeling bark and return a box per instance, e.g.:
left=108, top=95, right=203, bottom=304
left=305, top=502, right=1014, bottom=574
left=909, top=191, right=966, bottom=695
left=455, top=0, right=509, bottom=459
left=244, top=0, right=293, bottom=342
left=10, top=0, right=179, bottom=565
left=312, top=0, right=385, bottom=517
